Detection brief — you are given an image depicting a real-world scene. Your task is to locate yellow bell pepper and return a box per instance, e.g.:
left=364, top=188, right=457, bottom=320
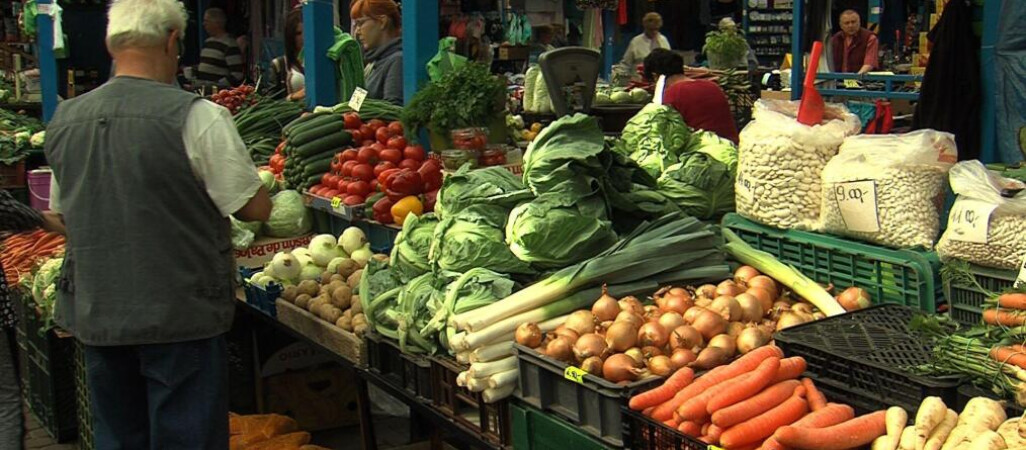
left=391, top=196, right=424, bottom=226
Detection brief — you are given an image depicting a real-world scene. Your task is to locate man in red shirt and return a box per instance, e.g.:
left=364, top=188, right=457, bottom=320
left=830, top=10, right=879, bottom=74
left=643, top=49, right=739, bottom=144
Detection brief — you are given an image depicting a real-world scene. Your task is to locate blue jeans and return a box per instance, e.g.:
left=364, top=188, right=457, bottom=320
left=84, top=335, right=229, bottom=450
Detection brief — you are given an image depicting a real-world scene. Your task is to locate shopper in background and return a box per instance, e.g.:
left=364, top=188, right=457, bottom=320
left=351, top=0, right=403, bottom=105
left=269, top=8, right=306, bottom=101
left=196, top=8, right=246, bottom=87
left=43, top=0, right=271, bottom=448
left=0, top=190, right=63, bottom=450
left=830, top=9, right=879, bottom=74
left=621, top=12, right=671, bottom=71
left=644, top=48, right=739, bottom=144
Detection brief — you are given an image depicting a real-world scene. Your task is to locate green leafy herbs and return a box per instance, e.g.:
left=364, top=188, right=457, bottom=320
left=402, top=63, right=508, bottom=137
left=703, top=29, right=749, bottom=69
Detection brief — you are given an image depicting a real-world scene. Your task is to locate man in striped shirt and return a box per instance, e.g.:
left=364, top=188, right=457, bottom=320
left=196, top=8, right=245, bottom=87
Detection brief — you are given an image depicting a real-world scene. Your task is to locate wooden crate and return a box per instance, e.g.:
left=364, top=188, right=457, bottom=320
left=274, top=299, right=366, bottom=367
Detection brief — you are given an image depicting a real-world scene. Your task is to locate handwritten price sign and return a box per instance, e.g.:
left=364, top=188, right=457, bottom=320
left=736, top=172, right=755, bottom=202
left=947, top=198, right=996, bottom=244
left=834, top=180, right=880, bottom=233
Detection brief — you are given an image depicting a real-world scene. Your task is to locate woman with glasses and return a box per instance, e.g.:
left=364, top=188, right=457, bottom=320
left=351, top=0, right=403, bottom=105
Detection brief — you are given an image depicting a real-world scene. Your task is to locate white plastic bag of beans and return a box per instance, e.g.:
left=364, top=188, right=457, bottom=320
left=818, top=130, right=957, bottom=249
left=735, top=99, right=861, bottom=230
left=937, top=161, right=1026, bottom=270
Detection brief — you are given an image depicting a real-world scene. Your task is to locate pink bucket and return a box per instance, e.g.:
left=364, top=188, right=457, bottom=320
left=28, top=168, right=51, bottom=211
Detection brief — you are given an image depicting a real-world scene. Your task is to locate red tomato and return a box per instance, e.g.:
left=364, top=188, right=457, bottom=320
left=321, top=173, right=334, bottom=186
left=357, top=147, right=378, bottom=164
left=358, top=124, right=372, bottom=139
left=374, top=161, right=396, bottom=177
left=378, top=168, right=401, bottom=187
left=349, top=129, right=364, bottom=143
left=351, top=163, right=375, bottom=182
left=387, top=121, right=404, bottom=135
left=362, top=140, right=375, bottom=147
left=370, top=179, right=379, bottom=192
left=335, top=178, right=349, bottom=193
left=367, top=119, right=386, bottom=131
left=343, top=113, right=362, bottom=130
left=344, top=195, right=365, bottom=206
left=379, top=148, right=402, bottom=164
left=341, top=160, right=359, bottom=177
left=370, top=142, right=386, bottom=153
left=347, top=180, right=371, bottom=197
left=403, top=145, right=426, bottom=162
left=375, top=127, right=392, bottom=145
left=387, top=136, right=407, bottom=151
left=323, top=189, right=340, bottom=198
left=340, top=149, right=359, bottom=162
left=398, top=159, right=421, bottom=170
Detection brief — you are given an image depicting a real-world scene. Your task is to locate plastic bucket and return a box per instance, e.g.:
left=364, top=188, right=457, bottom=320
left=28, top=168, right=51, bottom=211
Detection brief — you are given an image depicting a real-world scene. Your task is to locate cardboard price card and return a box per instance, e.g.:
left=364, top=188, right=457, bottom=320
left=947, top=198, right=996, bottom=244
left=834, top=180, right=880, bottom=233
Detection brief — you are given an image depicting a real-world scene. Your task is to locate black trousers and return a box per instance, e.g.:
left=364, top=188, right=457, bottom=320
left=84, top=335, right=229, bottom=450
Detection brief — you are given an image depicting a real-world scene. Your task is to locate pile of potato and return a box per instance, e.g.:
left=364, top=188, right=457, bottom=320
left=277, top=253, right=388, bottom=336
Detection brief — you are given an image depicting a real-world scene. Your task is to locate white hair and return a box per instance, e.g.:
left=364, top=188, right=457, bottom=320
left=106, top=0, right=187, bottom=52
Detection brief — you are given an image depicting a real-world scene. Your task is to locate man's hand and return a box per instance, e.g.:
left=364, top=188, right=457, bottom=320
left=858, top=64, right=873, bottom=75
left=41, top=212, right=66, bottom=236
left=233, top=185, right=272, bottom=223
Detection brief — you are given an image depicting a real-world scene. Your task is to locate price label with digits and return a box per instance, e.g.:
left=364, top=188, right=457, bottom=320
left=348, top=87, right=368, bottom=112
left=563, top=366, right=587, bottom=385
left=1016, top=255, right=1026, bottom=289
left=736, top=172, right=755, bottom=202
left=833, top=180, right=880, bottom=233
left=947, top=198, right=996, bottom=244
left=843, top=79, right=861, bottom=88
left=331, top=197, right=342, bottom=209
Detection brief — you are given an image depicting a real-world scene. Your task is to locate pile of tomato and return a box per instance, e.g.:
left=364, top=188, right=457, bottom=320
left=210, top=85, right=256, bottom=115
left=308, top=113, right=442, bottom=225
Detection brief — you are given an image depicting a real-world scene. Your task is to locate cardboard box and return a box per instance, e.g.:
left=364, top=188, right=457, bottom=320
left=761, top=90, right=792, bottom=101
left=264, top=367, right=360, bottom=431
left=235, top=234, right=313, bottom=269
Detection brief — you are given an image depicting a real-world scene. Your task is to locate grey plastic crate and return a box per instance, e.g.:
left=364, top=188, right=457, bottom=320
left=514, top=344, right=661, bottom=447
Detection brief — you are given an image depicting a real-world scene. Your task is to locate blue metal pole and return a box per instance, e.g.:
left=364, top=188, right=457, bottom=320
left=602, top=9, right=614, bottom=80
left=304, top=0, right=338, bottom=108
left=36, top=0, right=58, bottom=122
left=979, top=0, right=1002, bottom=163
left=402, top=0, right=438, bottom=105
left=790, top=0, right=804, bottom=101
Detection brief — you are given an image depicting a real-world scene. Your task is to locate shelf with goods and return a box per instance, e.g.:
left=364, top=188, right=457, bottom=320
left=742, top=0, right=793, bottom=66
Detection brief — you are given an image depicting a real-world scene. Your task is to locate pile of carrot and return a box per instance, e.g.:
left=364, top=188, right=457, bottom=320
left=0, top=230, right=65, bottom=285
left=981, top=293, right=1026, bottom=327
left=628, top=345, right=887, bottom=449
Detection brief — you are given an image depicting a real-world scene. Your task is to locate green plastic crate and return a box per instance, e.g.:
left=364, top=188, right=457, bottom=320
left=722, top=213, right=944, bottom=313
left=942, top=263, right=1017, bottom=327
left=511, top=402, right=609, bottom=450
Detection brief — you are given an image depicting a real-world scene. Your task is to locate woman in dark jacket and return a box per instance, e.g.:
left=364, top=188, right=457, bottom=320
left=0, top=190, right=62, bottom=448
left=350, top=0, right=403, bottom=105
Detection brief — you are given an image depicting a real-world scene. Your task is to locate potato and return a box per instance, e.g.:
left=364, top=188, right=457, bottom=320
left=308, top=294, right=329, bottom=313
left=323, top=306, right=343, bottom=323
left=297, top=280, right=319, bottom=297
left=295, top=294, right=312, bottom=309
left=336, top=316, right=353, bottom=331
left=319, top=285, right=330, bottom=296
left=337, top=259, right=360, bottom=278
left=330, top=274, right=344, bottom=283
left=281, top=285, right=300, bottom=303
left=351, top=313, right=367, bottom=327
left=331, top=286, right=353, bottom=309
left=342, top=309, right=353, bottom=320
left=326, top=280, right=345, bottom=292
left=350, top=296, right=363, bottom=314
left=372, top=254, right=389, bottom=263
left=353, top=323, right=367, bottom=336
left=347, top=269, right=363, bottom=289
left=320, top=271, right=333, bottom=285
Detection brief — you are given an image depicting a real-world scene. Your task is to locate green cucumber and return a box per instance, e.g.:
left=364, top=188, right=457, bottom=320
left=286, top=113, right=341, bottom=139
left=289, top=121, right=346, bottom=148
left=282, top=112, right=328, bottom=135
left=295, top=132, right=352, bottom=158
left=303, top=158, right=333, bottom=177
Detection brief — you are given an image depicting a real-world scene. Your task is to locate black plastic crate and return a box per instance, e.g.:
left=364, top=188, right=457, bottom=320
left=429, top=355, right=511, bottom=446
left=74, top=340, right=93, bottom=450
left=13, top=293, right=78, bottom=443
left=774, top=304, right=962, bottom=414
left=515, top=344, right=662, bottom=447
left=364, top=331, right=432, bottom=399
left=943, top=263, right=1017, bottom=327
left=622, top=407, right=706, bottom=450
left=240, top=267, right=281, bottom=318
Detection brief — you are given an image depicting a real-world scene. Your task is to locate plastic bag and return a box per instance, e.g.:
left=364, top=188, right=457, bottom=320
left=937, top=161, right=1026, bottom=269
left=735, top=99, right=861, bottom=230
left=819, top=129, right=957, bottom=249
left=427, top=37, right=468, bottom=82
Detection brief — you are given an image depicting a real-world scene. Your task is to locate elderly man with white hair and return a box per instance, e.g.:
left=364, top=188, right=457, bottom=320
left=42, top=0, right=271, bottom=448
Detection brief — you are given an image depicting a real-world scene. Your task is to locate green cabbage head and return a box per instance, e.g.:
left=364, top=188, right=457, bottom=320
left=263, top=190, right=312, bottom=238
left=390, top=213, right=439, bottom=283
left=506, top=193, right=617, bottom=270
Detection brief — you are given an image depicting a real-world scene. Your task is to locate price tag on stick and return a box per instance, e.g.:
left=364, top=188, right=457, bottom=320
left=348, top=87, right=368, bottom=112
left=947, top=198, right=997, bottom=244
left=834, top=180, right=880, bottom=233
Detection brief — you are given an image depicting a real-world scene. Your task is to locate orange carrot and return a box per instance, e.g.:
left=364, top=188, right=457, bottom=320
left=711, top=379, right=801, bottom=428
left=999, top=293, right=1026, bottom=310
left=802, top=378, right=827, bottom=411
left=677, top=421, right=701, bottom=436
left=772, top=410, right=886, bottom=450
left=705, top=424, right=724, bottom=443
left=989, top=346, right=1026, bottom=370
left=650, top=346, right=783, bottom=421
left=630, top=367, right=694, bottom=410
left=718, top=392, right=809, bottom=448
left=761, top=403, right=856, bottom=450
left=983, top=308, right=1026, bottom=326
left=700, top=422, right=710, bottom=435
left=676, top=373, right=751, bottom=422
left=706, top=357, right=780, bottom=414
left=771, top=356, right=808, bottom=383
left=642, top=407, right=654, bottom=416
left=662, top=417, right=680, bottom=428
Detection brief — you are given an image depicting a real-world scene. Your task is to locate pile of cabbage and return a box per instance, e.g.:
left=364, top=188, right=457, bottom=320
left=231, top=177, right=296, bottom=250
left=616, top=104, right=740, bottom=220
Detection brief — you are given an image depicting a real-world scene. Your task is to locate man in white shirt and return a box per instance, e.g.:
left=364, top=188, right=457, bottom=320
left=622, top=12, right=671, bottom=69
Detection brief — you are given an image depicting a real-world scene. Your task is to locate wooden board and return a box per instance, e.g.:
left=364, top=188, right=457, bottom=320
left=274, top=299, right=367, bottom=367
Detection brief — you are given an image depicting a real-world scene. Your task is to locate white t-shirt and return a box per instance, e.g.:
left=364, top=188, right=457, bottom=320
left=622, top=33, right=671, bottom=68
left=51, top=99, right=262, bottom=218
